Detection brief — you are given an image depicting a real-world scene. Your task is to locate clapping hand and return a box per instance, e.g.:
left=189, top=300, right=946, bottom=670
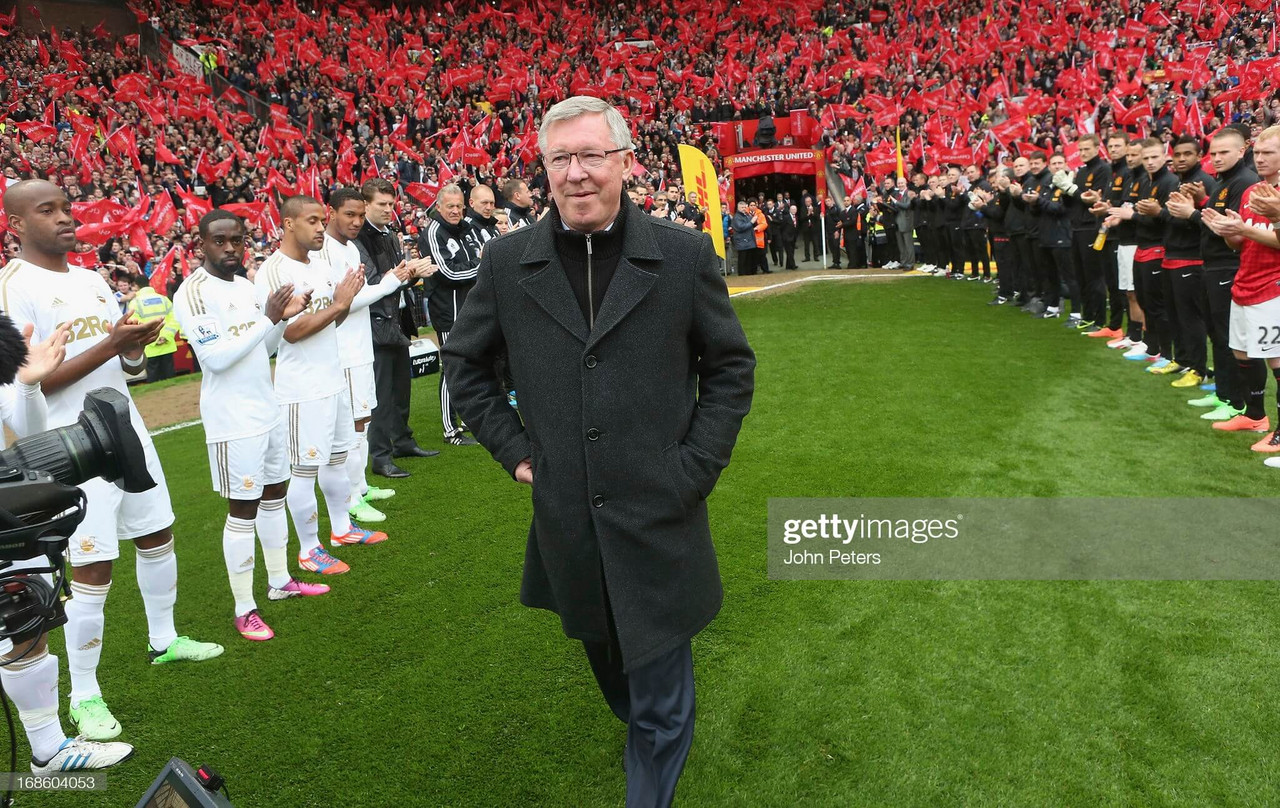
left=1166, top=191, right=1195, bottom=219
left=1135, top=198, right=1162, bottom=216
left=333, top=267, right=366, bottom=307
left=16, top=322, right=71, bottom=385
left=1181, top=181, right=1208, bottom=205
left=1248, top=182, right=1280, bottom=223
left=1201, top=207, right=1246, bottom=238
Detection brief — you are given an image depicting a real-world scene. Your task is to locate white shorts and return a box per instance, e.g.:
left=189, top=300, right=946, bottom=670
left=282, top=391, right=354, bottom=467
left=68, top=432, right=175, bottom=566
left=1117, top=244, right=1136, bottom=292
left=206, top=422, right=290, bottom=500
left=1229, top=298, right=1280, bottom=359
left=344, top=363, right=377, bottom=420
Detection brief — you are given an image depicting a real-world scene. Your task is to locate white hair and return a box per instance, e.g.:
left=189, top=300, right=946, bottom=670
left=537, top=96, right=634, bottom=155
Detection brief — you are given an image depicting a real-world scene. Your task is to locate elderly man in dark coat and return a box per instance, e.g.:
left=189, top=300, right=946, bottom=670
left=443, top=96, right=755, bottom=808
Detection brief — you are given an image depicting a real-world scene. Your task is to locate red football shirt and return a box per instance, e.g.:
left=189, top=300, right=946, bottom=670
left=1231, top=183, right=1280, bottom=306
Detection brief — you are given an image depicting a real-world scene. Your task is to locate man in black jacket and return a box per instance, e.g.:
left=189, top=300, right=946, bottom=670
left=780, top=203, right=800, bottom=270
left=1053, top=134, right=1112, bottom=332
left=1158, top=135, right=1218, bottom=387
left=443, top=96, right=754, bottom=808
left=355, top=178, right=439, bottom=479
left=960, top=165, right=991, bottom=281
left=823, top=196, right=844, bottom=268
left=1169, top=128, right=1260, bottom=420
left=1024, top=151, right=1066, bottom=317
left=1041, top=152, right=1083, bottom=323
left=502, top=178, right=536, bottom=231
left=422, top=185, right=483, bottom=446
left=1108, top=138, right=1182, bottom=365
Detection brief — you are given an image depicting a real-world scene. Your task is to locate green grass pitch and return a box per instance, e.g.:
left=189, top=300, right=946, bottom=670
left=29, top=277, right=1280, bottom=806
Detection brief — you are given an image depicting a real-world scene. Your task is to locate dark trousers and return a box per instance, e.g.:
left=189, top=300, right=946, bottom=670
left=1072, top=231, right=1107, bottom=324
left=963, top=228, right=990, bottom=278
left=782, top=237, right=797, bottom=269
left=1102, top=242, right=1126, bottom=330
left=826, top=233, right=843, bottom=267
left=1135, top=260, right=1171, bottom=358
left=584, top=609, right=695, bottom=808
left=949, top=227, right=966, bottom=274
left=1015, top=234, right=1039, bottom=300
left=145, top=353, right=175, bottom=383
left=768, top=232, right=782, bottom=266
left=992, top=237, right=1018, bottom=298
left=437, top=330, right=463, bottom=436
left=1034, top=244, right=1065, bottom=308
left=1045, top=244, right=1078, bottom=314
left=803, top=228, right=820, bottom=261
left=1205, top=268, right=1240, bottom=406
left=1169, top=266, right=1208, bottom=375
left=369, top=343, right=416, bottom=464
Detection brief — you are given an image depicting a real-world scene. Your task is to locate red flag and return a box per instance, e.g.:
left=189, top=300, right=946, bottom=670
left=15, top=121, right=56, bottom=143
left=155, top=140, right=182, bottom=165
left=404, top=182, right=440, bottom=208
left=174, top=188, right=213, bottom=229
left=149, top=248, right=179, bottom=296
left=149, top=192, right=177, bottom=235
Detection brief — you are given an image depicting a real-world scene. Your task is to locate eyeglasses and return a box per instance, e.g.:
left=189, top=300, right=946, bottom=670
left=544, top=148, right=629, bottom=172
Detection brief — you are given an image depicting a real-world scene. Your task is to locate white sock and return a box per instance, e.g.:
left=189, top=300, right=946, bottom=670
left=222, top=515, right=257, bottom=617
left=257, top=497, right=292, bottom=589
left=346, top=429, right=369, bottom=502
left=135, top=540, right=179, bottom=652
left=319, top=452, right=353, bottom=537
left=64, top=580, right=109, bottom=706
left=0, top=648, right=67, bottom=763
left=287, top=466, right=321, bottom=556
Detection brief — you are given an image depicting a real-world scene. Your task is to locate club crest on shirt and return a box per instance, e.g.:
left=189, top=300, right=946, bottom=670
left=243, top=476, right=256, bottom=490
left=447, top=238, right=460, bottom=256
left=1086, top=174, right=1093, bottom=184
left=79, top=536, right=96, bottom=554
left=305, top=447, right=319, bottom=460
left=1218, top=188, right=1229, bottom=201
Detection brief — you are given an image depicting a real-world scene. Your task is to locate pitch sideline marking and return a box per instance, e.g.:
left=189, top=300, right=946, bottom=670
left=729, top=272, right=910, bottom=297
left=147, top=274, right=910, bottom=435
left=149, top=418, right=202, bottom=437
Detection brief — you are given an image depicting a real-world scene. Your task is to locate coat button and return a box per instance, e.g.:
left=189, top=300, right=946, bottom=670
left=586, top=428, right=600, bottom=441
left=584, top=354, right=597, bottom=368
left=592, top=494, right=604, bottom=508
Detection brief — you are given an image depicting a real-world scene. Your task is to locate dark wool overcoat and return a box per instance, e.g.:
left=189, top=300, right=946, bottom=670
left=443, top=198, right=756, bottom=671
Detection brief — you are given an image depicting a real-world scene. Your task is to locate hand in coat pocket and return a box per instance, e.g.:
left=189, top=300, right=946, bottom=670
left=663, top=442, right=700, bottom=511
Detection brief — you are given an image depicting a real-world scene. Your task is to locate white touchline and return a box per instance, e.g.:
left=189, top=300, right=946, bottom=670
left=730, top=273, right=907, bottom=297
left=149, top=418, right=202, bottom=437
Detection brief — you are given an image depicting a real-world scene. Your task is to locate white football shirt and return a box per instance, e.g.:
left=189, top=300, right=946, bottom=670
left=173, top=266, right=284, bottom=442
left=0, top=259, right=147, bottom=434
left=253, top=250, right=344, bottom=404
left=314, top=233, right=401, bottom=370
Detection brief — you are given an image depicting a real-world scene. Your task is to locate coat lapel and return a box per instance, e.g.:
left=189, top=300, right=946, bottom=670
left=585, top=201, right=663, bottom=351
left=517, top=213, right=590, bottom=343
left=516, top=198, right=665, bottom=349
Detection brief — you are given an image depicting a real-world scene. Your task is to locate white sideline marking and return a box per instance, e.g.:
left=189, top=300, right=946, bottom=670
left=146, top=276, right=904, bottom=433
left=149, top=419, right=202, bottom=437
left=729, top=273, right=908, bottom=297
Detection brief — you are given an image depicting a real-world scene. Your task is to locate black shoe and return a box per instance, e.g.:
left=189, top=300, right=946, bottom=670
left=393, top=445, right=441, bottom=458
left=444, top=433, right=480, bottom=446
left=987, top=296, right=1008, bottom=306
left=831, top=264, right=842, bottom=269
left=373, top=462, right=410, bottom=479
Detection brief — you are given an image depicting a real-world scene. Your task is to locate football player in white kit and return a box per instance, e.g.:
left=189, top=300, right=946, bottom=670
left=173, top=210, right=331, bottom=642
left=316, top=188, right=433, bottom=523
left=0, top=180, right=223, bottom=743
left=255, top=195, right=389, bottom=577
left=0, top=315, right=134, bottom=772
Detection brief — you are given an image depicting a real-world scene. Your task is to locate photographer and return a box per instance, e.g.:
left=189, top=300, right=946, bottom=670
left=0, top=314, right=134, bottom=773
